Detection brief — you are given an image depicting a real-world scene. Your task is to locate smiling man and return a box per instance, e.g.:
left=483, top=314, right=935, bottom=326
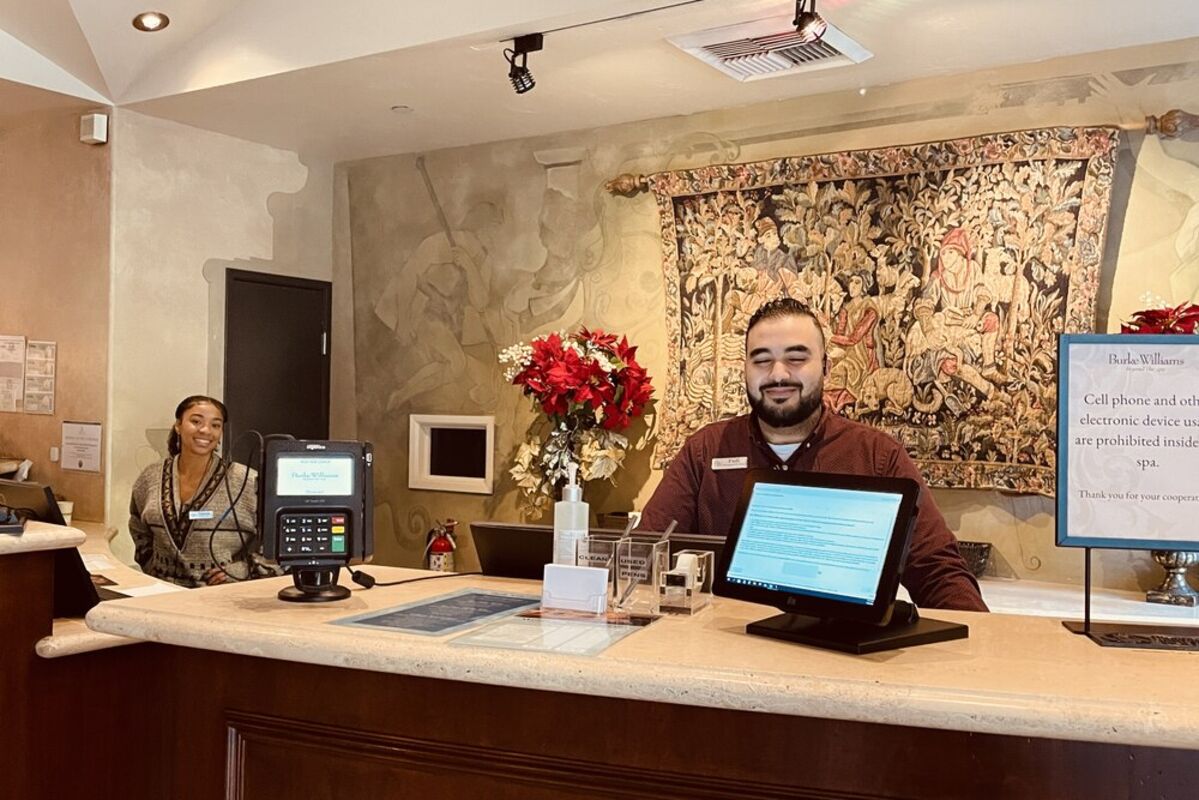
left=640, top=297, right=987, bottom=612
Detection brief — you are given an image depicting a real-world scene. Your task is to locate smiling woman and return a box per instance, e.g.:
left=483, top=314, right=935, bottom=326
left=127, top=395, right=279, bottom=587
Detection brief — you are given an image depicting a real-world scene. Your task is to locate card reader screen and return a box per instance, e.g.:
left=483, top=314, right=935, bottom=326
left=276, top=455, right=355, bottom=496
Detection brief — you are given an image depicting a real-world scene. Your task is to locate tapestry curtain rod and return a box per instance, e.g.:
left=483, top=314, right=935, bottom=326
left=604, top=109, right=1198, bottom=197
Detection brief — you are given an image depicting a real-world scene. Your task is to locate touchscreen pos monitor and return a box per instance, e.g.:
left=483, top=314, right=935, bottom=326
left=261, top=439, right=373, bottom=602
left=713, top=470, right=968, bottom=654
left=0, top=479, right=62, bottom=526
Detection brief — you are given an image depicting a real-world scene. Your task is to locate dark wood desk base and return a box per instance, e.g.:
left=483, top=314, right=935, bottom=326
left=5, top=549, right=1197, bottom=799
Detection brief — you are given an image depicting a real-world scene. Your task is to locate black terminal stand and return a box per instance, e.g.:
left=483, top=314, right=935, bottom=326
left=746, top=600, right=968, bottom=655
left=261, top=439, right=373, bottom=605
left=1062, top=548, right=1199, bottom=651
left=278, top=566, right=352, bottom=603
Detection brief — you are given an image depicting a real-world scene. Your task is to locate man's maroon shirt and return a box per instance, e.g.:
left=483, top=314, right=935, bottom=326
left=639, top=411, right=988, bottom=612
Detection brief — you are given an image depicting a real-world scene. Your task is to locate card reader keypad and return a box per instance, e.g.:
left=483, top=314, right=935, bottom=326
left=280, top=513, right=349, bottom=557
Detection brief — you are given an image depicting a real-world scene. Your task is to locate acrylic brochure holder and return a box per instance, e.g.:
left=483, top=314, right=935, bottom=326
left=541, top=563, right=609, bottom=614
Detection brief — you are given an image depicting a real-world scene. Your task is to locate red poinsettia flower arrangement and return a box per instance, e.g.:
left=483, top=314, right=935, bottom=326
left=1121, top=303, right=1199, bottom=334
left=500, top=328, right=655, bottom=511
left=502, top=328, right=654, bottom=430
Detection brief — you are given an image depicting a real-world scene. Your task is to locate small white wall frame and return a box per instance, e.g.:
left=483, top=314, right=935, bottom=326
left=408, top=414, right=495, bottom=494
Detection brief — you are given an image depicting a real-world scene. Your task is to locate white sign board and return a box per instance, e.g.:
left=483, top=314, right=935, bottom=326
left=0, top=335, right=25, bottom=413
left=1057, top=334, right=1199, bottom=549
left=23, top=340, right=56, bottom=415
left=61, top=421, right=102, bottom=473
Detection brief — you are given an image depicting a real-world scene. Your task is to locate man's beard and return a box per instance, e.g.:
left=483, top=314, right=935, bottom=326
left=748, top=379, right=823, bottom=428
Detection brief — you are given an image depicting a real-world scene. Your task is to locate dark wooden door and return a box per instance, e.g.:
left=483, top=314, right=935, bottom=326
left=224, top=269, right=331, bottom=463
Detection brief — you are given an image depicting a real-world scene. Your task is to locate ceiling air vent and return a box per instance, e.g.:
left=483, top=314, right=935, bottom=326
left=670, top=14, right=871, bottom=82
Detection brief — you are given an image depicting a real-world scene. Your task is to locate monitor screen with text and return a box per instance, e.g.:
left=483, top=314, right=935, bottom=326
left=725, top=482, right=904, bottom=605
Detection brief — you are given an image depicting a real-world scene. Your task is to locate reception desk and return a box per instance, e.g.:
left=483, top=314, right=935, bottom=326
left=5, top=523, right=1199, bottom=799
left=0, top=522, right=172, bottom=799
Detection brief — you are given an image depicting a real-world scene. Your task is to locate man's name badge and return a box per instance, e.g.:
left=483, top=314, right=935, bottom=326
left=711, top=456, right=748, bottom=471
left=188, top=510, right=214, bottom=521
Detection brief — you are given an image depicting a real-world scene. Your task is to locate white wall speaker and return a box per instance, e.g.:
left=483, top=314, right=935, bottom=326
left=80, top=112, right=108, bottom=145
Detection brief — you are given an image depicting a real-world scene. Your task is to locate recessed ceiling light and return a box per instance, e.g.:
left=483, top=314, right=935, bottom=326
left=389, top=105, right=414, bottom=114
left=132, top=11, right=170, bottom=32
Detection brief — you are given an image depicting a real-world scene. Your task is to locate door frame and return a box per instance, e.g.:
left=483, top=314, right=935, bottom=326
left=223, top=268, right=332, bottom=452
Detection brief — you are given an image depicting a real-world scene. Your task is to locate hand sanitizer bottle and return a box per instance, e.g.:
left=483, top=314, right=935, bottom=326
left=553, top=462, right=589, bottom=565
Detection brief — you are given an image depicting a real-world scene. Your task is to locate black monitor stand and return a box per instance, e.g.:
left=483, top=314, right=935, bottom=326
left=279, top=567, right=351, bottom=602
left=746, top=600, right=969, bottom=655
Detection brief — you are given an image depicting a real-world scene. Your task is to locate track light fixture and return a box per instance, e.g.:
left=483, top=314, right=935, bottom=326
left=504, top=33, right=543, bottom=95
left=793, top=0, right=828, bottom=43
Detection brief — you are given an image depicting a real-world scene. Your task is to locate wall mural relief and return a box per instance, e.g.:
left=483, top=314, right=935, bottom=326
left=355, top=142, right=652, bottom=557
left=373, top=159, right=504, bottom=412
left=615, top=127, right=1121, bottom=496
left=354, top=128, right=762, bottom=559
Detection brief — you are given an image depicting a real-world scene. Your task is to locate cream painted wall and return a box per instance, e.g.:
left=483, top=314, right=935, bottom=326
left=107, top=110, right=345, bottom=563
left=344, top=37, right=1199, bottom=592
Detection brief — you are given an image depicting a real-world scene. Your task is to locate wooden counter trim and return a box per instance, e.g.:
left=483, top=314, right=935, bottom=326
left=86, top=599, right=1199, bottom=751
left=225, top=710, right=806, bottom=800
left=179, top=648, right=1197, bottom=800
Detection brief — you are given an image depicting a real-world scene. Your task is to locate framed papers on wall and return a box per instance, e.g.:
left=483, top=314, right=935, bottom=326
left=1057, top=334, right=1199, bottom=550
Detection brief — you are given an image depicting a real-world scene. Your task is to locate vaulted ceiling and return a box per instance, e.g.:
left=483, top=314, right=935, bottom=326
left=3, top=0, right=1199, bottom=160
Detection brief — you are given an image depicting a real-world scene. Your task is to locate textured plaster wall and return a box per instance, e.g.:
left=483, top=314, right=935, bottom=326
left=0, top=110, right=110, bottom=521
left=107, top=110, right=344, bottom=563
left=344, top=38, right=1199, bottom=591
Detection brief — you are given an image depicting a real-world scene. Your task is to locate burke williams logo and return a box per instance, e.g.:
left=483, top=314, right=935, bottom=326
left=1109, top=352, right=1185, bottom=366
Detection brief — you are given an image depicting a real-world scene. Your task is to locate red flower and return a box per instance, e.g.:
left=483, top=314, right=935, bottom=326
left=1121, top=303, right=1199, bottom=335
left=579, top=327, right=618, bottom=349
left=505, top=327, right=655, bottom=432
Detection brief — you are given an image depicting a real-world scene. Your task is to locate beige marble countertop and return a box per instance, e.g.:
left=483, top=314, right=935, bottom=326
left=34, top=521, right=173, bottom=659
left=36, top=617, right=134, bottom=658
left=980, top=577, right=1199, bottom=624
left=0, top=520, right=84, bottom=554
left=86, top=566, right=1199, bottom=750
left=0, top=519, right=137, bottom=657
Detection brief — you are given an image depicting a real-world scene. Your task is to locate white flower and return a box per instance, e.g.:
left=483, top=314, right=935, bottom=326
left=498, top=341, right=535, bottom=382
left=1138, top=291, right=1169, bottom=309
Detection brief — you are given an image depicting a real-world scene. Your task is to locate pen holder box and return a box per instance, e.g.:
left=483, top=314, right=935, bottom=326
left=613, top=538, right=667, bottom=615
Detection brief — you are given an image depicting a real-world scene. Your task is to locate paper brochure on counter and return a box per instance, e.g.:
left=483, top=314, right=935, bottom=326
left=1057, top=334, right=1199, bottom=550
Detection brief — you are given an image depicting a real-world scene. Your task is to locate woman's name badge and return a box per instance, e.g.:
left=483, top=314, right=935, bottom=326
left=188, top=510, right=214, bottom=521
left=711, top=456, right=748, bottom=471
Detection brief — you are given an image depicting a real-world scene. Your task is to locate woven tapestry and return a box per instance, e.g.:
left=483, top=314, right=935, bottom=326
left=646, top=127, right=1120, bottom=495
